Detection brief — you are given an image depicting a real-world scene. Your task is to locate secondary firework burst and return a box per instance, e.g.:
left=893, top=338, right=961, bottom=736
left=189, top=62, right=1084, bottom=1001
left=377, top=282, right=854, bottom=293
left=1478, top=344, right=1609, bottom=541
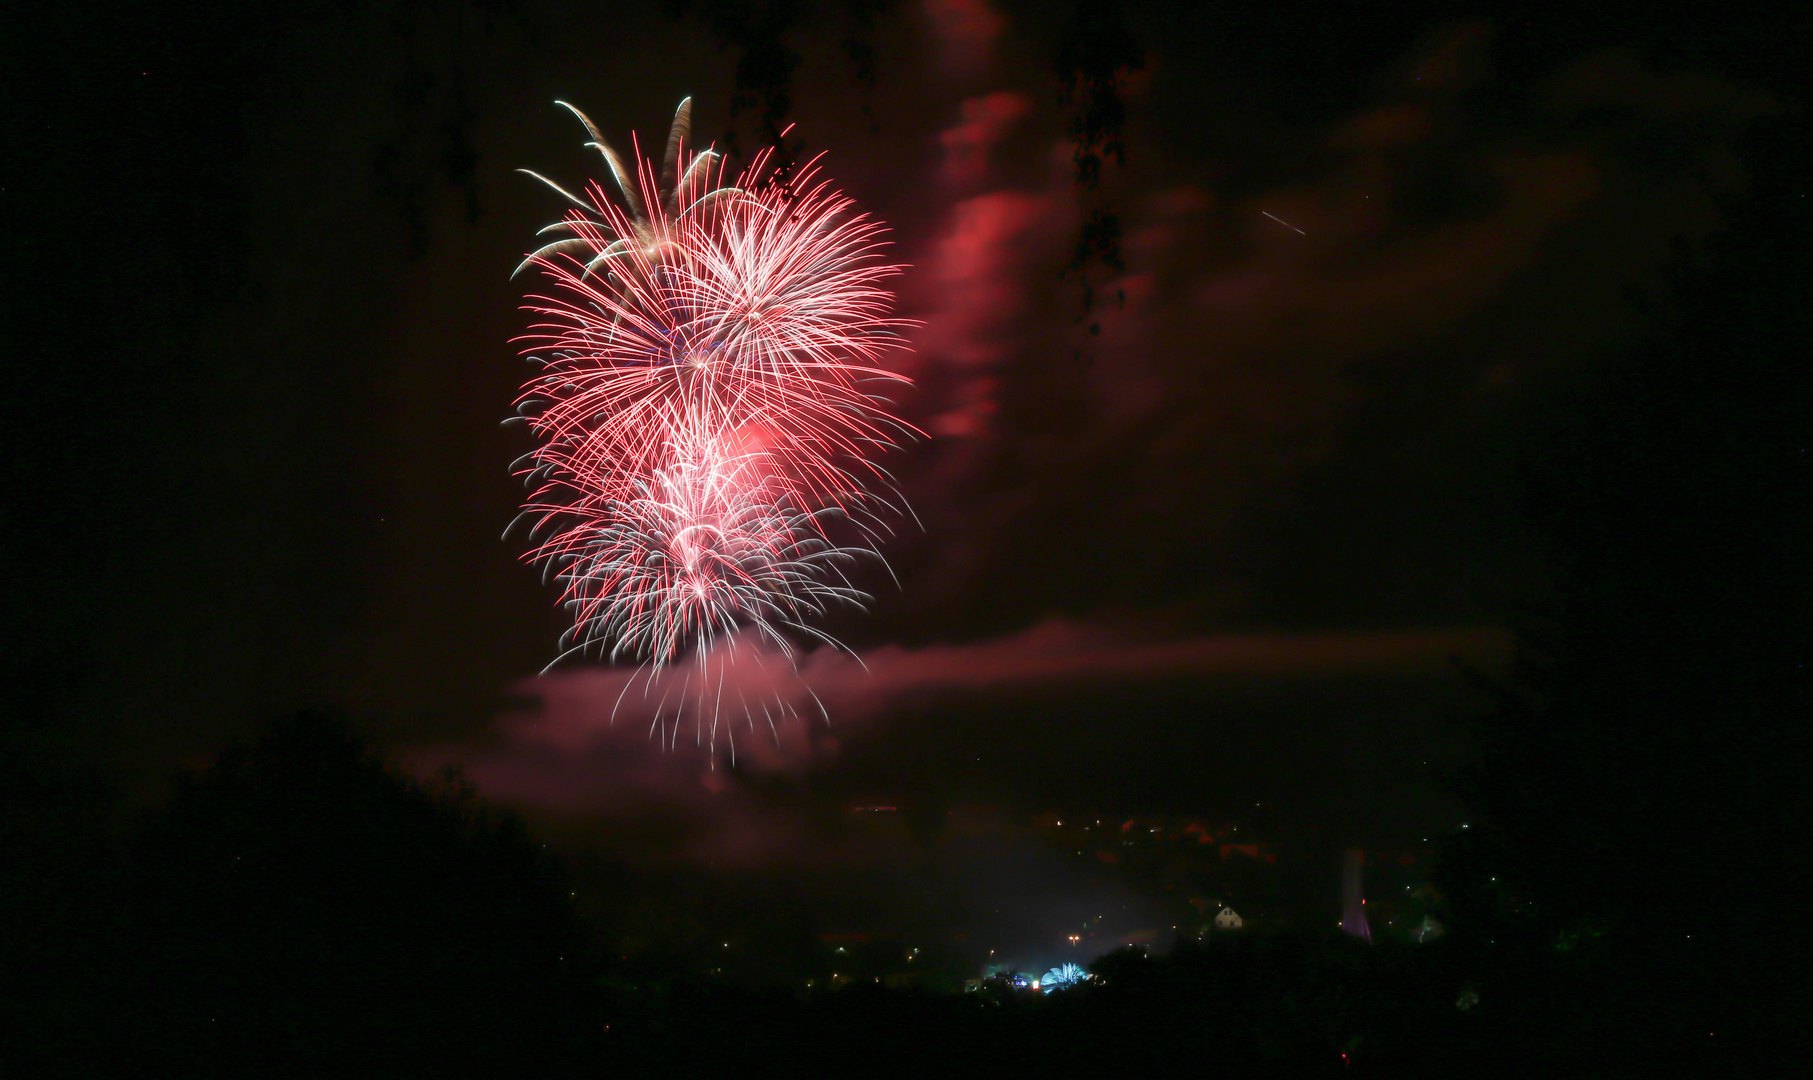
left=509, top=98, right=916, bottom=753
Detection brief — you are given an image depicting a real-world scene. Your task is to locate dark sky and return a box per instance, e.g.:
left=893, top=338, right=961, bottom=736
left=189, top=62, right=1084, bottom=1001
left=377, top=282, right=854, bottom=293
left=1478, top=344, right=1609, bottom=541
left=7, top=1, right=1798, bottom=868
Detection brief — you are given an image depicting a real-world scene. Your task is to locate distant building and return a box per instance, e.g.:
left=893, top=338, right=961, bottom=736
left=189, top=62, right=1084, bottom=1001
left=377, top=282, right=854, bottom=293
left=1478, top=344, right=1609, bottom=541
left=1214, top=906, right=1243, bottom=930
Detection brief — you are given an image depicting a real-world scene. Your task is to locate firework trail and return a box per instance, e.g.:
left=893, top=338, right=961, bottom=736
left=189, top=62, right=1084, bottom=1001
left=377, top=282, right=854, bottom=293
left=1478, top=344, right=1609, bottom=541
left=509, top=98, right=915, bottom=756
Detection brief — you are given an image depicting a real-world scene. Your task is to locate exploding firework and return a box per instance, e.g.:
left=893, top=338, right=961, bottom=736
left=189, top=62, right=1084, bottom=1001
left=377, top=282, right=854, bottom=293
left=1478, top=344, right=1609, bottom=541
left=509, top=98, right=915, bottom=752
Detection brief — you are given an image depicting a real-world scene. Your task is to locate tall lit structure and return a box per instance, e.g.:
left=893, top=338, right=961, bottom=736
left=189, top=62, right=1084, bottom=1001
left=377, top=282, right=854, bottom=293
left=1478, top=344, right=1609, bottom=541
left=1340, top=848, right=1371, bottom=942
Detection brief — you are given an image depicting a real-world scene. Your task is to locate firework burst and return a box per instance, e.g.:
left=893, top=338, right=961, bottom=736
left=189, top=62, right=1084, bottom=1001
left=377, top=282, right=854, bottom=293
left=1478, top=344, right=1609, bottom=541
left=509, top=99, right=915, bottom=754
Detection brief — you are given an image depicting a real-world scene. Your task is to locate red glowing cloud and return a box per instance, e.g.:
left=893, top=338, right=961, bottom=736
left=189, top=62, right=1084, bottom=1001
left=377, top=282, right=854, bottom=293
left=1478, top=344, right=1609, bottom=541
left=939, top=91, right=1032, bottom=187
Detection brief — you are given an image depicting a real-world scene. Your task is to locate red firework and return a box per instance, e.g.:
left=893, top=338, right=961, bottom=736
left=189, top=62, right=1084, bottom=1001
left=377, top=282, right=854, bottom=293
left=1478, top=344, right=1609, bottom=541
left=510, top=99, right=915, bottom=684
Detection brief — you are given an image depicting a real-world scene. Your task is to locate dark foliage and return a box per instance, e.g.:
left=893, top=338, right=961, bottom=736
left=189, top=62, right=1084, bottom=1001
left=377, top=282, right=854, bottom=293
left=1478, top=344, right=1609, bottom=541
left=1437, top=104, right=1811, bottom=1072
left=115, top=711, right=599, bottom=1078
left=1055, top=0, right=1143, bottom=349
left=1055, top=0, right=1143, bottom=192
left=374, top=0, right=536, bottom=258
left=667, top=0, right=886, bottom=167
left=0, top=726, right=125, bottom=1078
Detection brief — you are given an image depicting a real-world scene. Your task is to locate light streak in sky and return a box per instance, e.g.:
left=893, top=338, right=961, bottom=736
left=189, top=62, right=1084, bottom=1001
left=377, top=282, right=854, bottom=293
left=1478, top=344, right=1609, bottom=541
left=508, top=98, right=916, bottom=756
left=1262, top=210, right=1306, bottom=235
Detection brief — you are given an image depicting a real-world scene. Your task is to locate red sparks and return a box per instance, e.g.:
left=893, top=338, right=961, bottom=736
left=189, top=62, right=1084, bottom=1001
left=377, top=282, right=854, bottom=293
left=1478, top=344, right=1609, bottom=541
left=508, top=99, right=916, bottom=750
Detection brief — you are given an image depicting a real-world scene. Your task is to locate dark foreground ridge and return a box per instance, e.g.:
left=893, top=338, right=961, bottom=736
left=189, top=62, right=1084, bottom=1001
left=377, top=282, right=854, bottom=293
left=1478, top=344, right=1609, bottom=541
left=4, top=693, right=1798, bottom=1079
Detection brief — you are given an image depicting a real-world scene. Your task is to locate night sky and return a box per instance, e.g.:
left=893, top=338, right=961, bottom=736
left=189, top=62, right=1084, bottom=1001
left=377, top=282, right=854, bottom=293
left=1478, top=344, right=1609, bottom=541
left=8, top=1, right=1800, bottom=897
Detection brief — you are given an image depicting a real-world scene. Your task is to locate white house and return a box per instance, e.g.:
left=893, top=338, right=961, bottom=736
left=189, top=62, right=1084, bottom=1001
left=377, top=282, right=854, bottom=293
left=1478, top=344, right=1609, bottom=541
left=1214, top=906, right=1243, bottom=930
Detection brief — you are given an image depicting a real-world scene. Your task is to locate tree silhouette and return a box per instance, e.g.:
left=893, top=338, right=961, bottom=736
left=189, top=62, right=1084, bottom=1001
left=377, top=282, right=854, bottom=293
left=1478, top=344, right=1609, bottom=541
left=1442, top=106, right=1808, bottom=1074
left=1055, top=0, right=1143, bottom=336
left=1, top=722, right=124, bottom=1078
left=119, top=710, right=598, bottom=1078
